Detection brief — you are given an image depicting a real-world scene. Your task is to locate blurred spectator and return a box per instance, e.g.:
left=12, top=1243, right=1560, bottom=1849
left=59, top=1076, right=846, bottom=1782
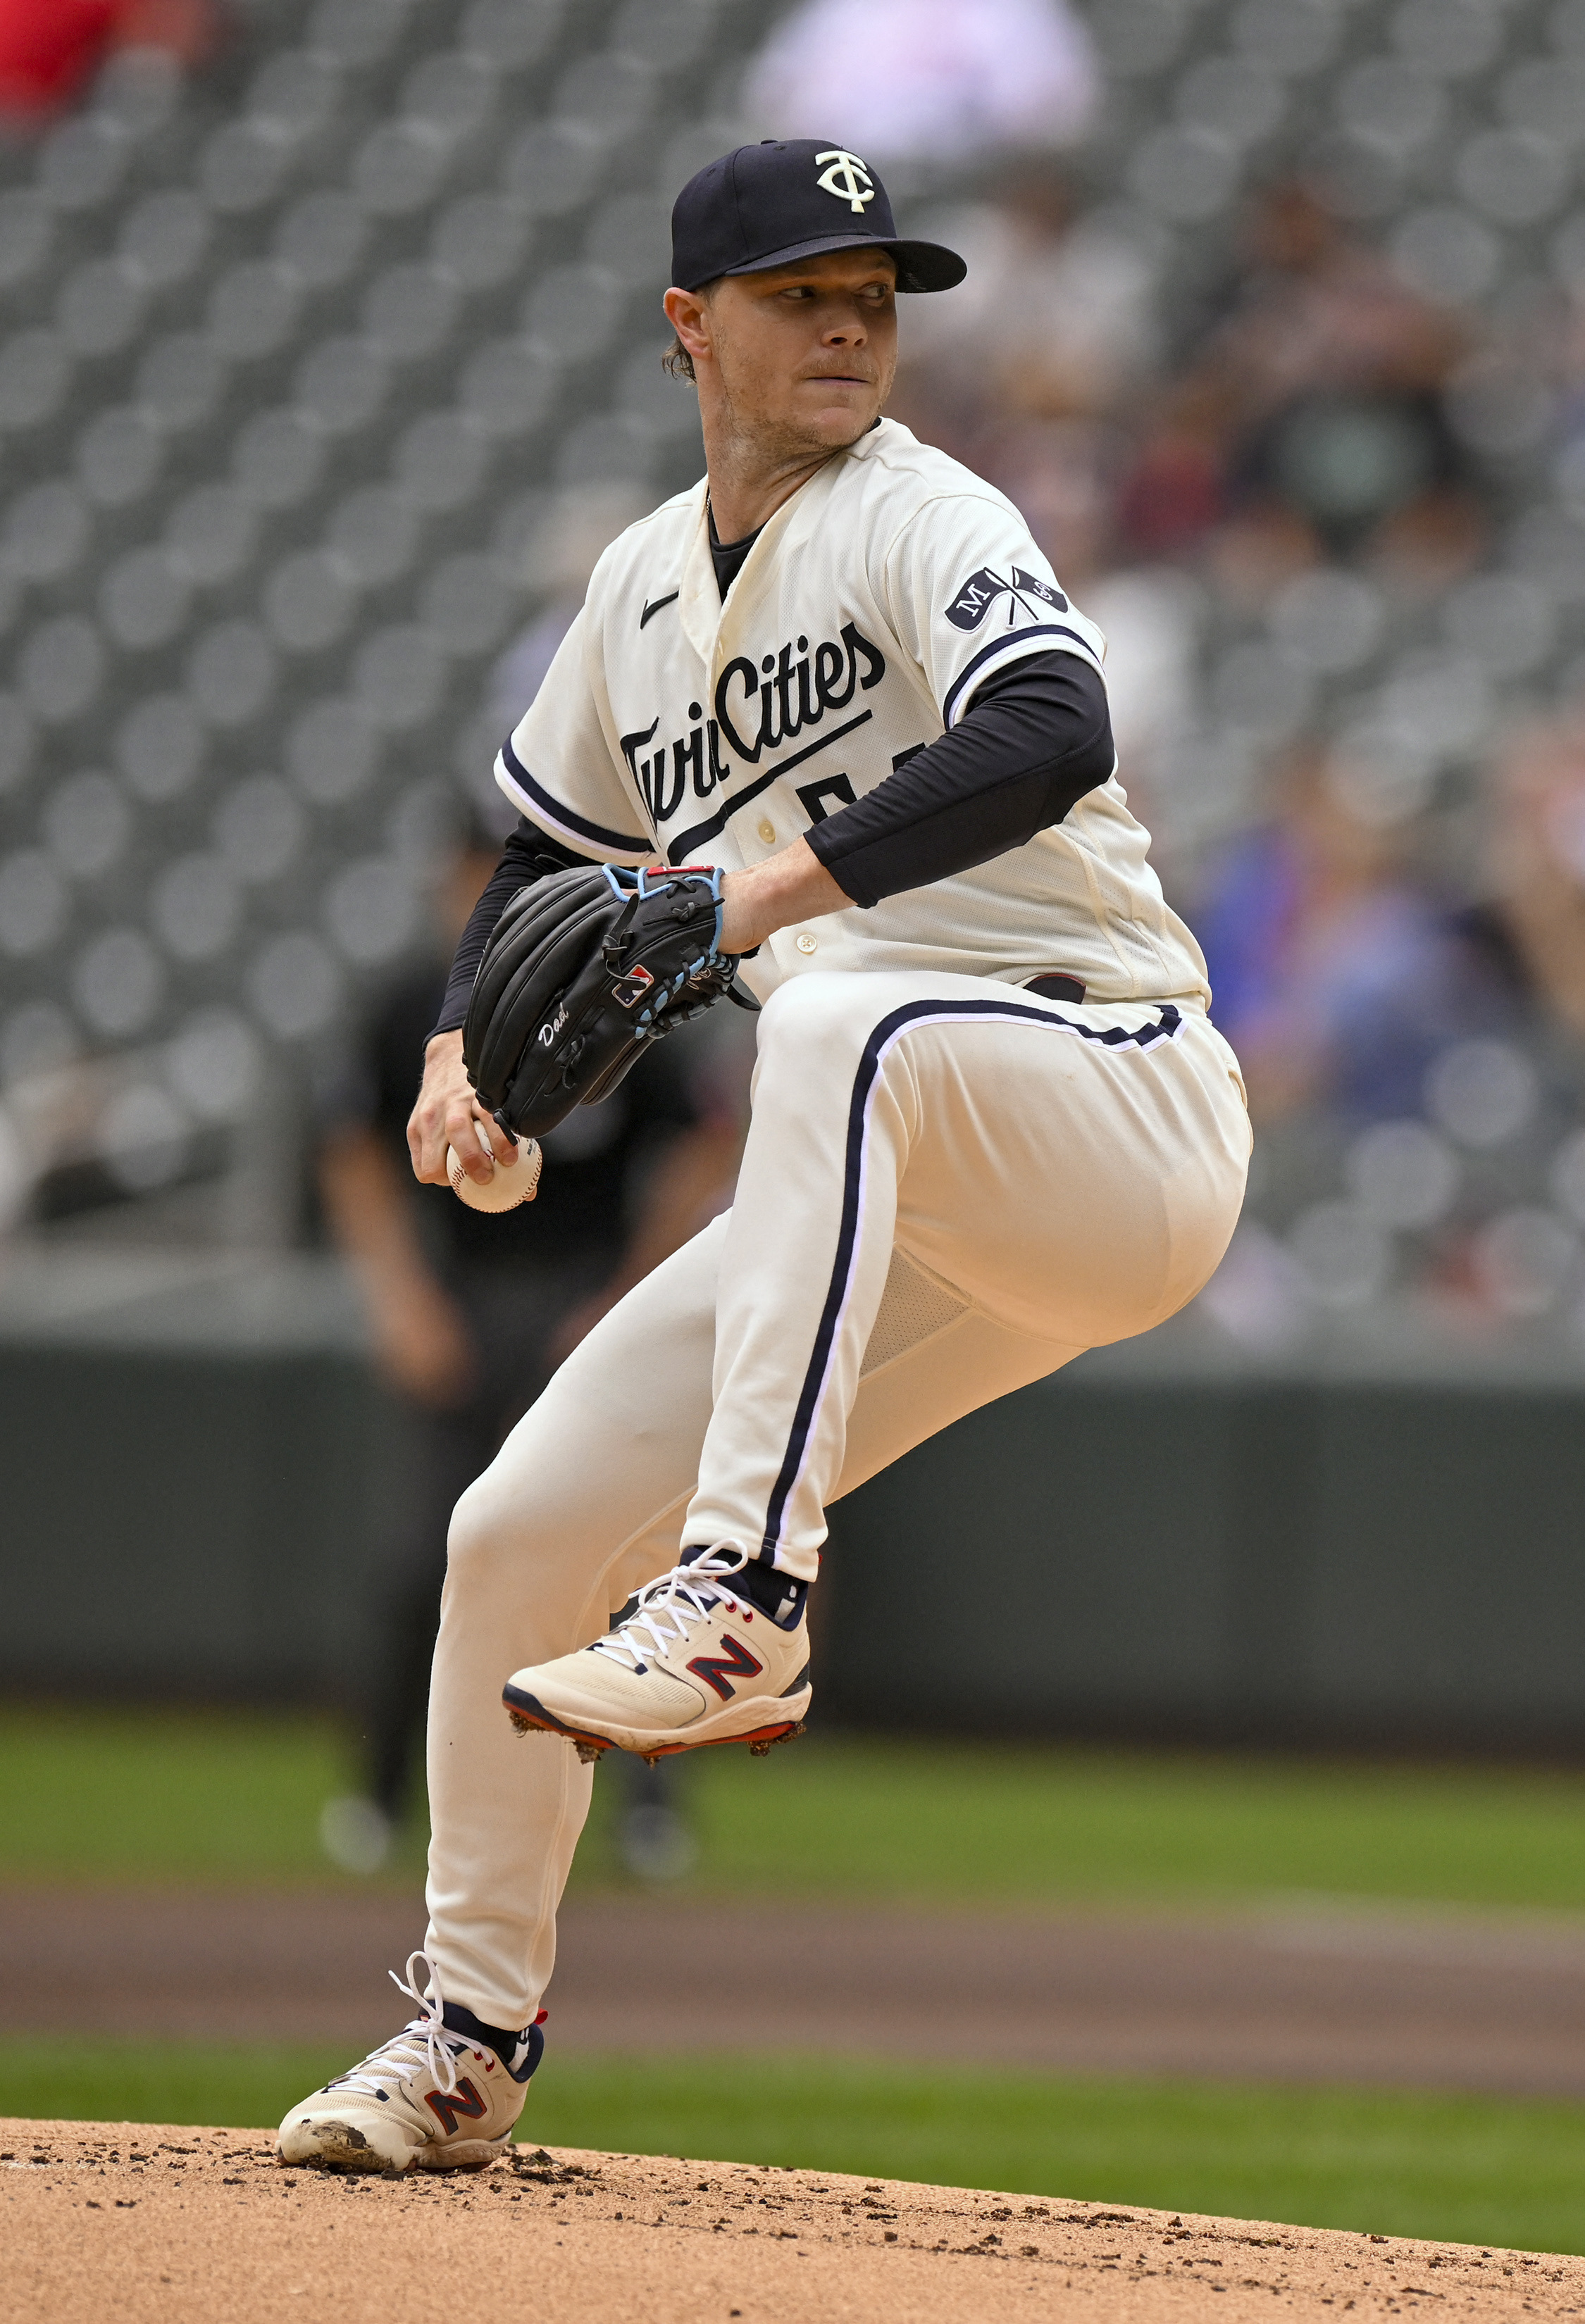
left=0, top=0, right=213, bottom=120
left=1486, top=707, right=1585, bottom=1039
left=1117, top=377, right=1241, bottom=568
left=315, top=821, right=745, bottom=1878
left=1197, top=743, right=1517, bottom=1125
left=1124, top=181, right=1488, bottom=596
left=985, top=414, right=1124, bottom=580
left=743, top=0, right=1099, bottom=165
left=900, top=173, right=1160, bottom=425
left=1082, top=564, right=1202, bottom=815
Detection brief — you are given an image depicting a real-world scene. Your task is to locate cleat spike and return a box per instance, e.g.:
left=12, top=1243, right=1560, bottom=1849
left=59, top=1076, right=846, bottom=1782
left=506, top=1709, right=533, bottom=1736
left=573, top=1739, right=605, bottom=1764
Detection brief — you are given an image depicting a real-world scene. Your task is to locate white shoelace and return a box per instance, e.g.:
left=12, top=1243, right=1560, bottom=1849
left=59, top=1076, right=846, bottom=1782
left=326, top=1950, right=461, bottom=2100
left=589, top=1546, right=750, bottom=1674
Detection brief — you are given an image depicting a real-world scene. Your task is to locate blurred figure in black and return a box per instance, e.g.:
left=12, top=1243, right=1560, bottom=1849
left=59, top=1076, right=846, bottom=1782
left=317, top=817, right=745, bottom=1880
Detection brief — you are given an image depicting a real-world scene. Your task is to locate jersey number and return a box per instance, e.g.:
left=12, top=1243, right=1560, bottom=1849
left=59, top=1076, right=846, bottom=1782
left=796, top=773, right=858, bottom=823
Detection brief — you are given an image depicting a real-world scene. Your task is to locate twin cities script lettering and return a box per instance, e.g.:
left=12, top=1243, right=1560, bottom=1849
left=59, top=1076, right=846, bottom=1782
left=621, top=621, right=886, bottom=827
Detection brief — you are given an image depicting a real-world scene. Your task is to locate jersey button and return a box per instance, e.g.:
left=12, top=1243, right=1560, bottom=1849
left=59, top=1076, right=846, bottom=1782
left=757, top=818, right=776, bottom=844
left=795, top=932, right=817, bottom=954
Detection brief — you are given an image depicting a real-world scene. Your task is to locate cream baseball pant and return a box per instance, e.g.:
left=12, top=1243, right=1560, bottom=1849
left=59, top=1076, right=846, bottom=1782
left=425, top=971, right=1251, bottom=2028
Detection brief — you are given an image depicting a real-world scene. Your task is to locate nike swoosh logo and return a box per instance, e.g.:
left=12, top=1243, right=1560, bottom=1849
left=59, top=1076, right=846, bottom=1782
left=640, top=591, right=680, bottom=630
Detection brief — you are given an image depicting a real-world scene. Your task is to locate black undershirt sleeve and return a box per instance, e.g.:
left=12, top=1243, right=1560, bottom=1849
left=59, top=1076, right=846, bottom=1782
left=428, top=819, right=596, bottom=1042
left=804, top=650, right=1114, bottom=909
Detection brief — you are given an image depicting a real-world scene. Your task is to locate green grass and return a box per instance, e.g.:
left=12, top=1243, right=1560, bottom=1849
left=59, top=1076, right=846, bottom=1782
left=3, top=1704, right=1585, bottom=1914
left=0, top=1706, right=409, bottom=1887
left=679, top=1737, right=1585, bottom=1915
left=2, top=2038, right=1581, bottom=2256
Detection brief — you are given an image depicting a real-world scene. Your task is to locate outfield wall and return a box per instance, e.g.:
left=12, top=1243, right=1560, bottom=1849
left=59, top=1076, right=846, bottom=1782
left=4, top=1255, right=1584, bottom=1754
left=822, top=1352, right=1585, bottom=1753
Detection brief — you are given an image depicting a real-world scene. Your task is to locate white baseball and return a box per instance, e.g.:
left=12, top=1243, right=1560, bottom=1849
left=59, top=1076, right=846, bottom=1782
left=445, top=1119, right=542, bottom=1212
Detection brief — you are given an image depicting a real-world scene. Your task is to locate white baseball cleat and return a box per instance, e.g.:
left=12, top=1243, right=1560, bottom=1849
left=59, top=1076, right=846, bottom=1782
left=502, top=1547, right=811, bottom=1761
left=278, top=1952, right=540, bottom=2175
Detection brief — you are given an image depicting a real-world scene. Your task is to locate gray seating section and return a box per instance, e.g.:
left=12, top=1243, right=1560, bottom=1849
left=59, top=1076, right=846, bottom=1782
left=2, top=0, right=1584, bottom=1327
left=0, top=0, right=774, bottom=1148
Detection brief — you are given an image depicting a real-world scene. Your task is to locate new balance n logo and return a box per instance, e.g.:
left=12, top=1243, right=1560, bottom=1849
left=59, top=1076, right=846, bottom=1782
left=425, top=2078, right=489, bottom=2136
left=687, top=1633, right=764, bottom=1701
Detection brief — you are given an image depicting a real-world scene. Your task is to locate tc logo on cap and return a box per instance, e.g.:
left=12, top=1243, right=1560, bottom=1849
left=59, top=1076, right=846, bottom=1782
left=814, top=149, right=875, bottom=213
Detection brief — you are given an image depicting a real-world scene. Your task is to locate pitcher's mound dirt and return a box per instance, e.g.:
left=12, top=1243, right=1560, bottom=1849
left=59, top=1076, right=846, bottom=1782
left=4, top=2120, right=1581, bottom=2324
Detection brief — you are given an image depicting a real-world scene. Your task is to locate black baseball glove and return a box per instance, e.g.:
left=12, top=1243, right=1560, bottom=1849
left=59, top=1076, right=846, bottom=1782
left=464, top=863, right=754, bottom=1139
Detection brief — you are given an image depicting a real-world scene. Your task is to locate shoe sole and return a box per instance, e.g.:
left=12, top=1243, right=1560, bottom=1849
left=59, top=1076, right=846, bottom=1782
left=412, top=2137, right=511, bottom=2172
left=502, top=1682, right=809, bottom=1765
left=279, top=2121, right=511, bottom=2175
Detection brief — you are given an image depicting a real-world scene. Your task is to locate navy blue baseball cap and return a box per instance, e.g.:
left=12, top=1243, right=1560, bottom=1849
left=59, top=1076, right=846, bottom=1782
left=671, top=139, right=966, bottom=295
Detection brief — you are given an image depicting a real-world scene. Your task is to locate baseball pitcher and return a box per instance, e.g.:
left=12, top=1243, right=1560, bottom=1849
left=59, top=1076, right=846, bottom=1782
left=280, top=139, right=1250, bottom=2174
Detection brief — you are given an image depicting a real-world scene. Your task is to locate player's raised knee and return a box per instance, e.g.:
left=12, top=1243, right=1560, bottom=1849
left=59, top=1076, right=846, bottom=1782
left=447, top=1468, right=593, bottom=1605
left=757, top=971, right=869, bottom=1064
left=445, top=1473, right=516, bottom=1585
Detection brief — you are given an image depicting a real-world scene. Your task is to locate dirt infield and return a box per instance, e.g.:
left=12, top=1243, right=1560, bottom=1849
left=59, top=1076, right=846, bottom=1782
left=6, top=1885, right=1585, bottom=2093
left=4, top=2119, right=1580, bottom=2324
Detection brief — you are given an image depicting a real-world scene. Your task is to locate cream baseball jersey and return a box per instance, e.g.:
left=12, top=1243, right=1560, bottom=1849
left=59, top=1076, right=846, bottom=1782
left=495, top=418, right=1211, bottom=1009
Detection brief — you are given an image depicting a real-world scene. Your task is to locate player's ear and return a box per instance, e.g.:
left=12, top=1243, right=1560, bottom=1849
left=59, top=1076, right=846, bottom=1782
left=664, top=284, right=714, bottom=368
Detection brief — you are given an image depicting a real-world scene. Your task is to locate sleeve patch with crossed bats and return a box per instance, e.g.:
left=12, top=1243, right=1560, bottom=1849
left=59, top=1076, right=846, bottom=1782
left=945, top=566, right=1069, bottom=632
